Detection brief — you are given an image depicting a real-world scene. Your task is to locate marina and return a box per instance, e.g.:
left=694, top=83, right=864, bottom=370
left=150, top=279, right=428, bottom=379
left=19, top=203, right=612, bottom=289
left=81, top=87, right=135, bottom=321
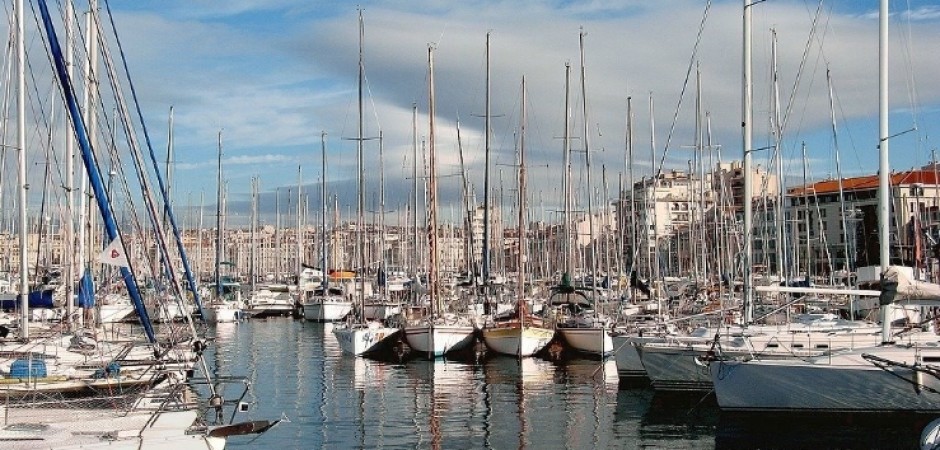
left=213, top=318, right=932, bottom=449
left=2, top=0, right=940, bottom=448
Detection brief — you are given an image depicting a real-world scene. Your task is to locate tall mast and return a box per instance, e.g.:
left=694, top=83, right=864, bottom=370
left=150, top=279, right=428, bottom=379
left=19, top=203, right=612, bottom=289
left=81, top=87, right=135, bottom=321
left=15, top=0, right=28, bottom=335
left=197, top=192, right=204, bottom=281
left=275, top=189, right=281, bottom=280
left=771, top=29, right=787, bottom=283
left=321, top=132, right=329, bottom=288
left=517, top=76, right=528, bottom=318
left=627, top=96, right=636, bottom=299
left=427, top=45, right=440, bottom=314
left=482, top=32, right=492, bottom=296
left=64, top=0, right=75, bottom=327
left=562, top=63, right=572, bottom=278
left=456, top=119, right=476, bottom=282
left=649, top=94, right=659, bottom=294
left=215, top=132, right=223, bottom=298
left=878, top=0, right=891, bottom=343
left=250, top=176, right=258, bottom=291
left=355, top=9, right=366, bottom=316
left=412, top=103, right=419, bottom=284
left=78, top=0, right=98, bottom=313
left=379, top=131, right=387, bottom=298
left=579, top=29, right=598, bottom=290
left=693, top=64, right=703, bottom=282
left=296, top=166, right=303, bottom=285
left=742, top=0, right=755, bottom=324
left=165, top=107, right=174, bottom=228
left=826, top=69, right=852, bottom=280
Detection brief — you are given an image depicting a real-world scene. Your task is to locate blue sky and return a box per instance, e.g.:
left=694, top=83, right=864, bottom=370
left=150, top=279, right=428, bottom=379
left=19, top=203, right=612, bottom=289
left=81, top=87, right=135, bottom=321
left=12, top=0, right=940, bottom=226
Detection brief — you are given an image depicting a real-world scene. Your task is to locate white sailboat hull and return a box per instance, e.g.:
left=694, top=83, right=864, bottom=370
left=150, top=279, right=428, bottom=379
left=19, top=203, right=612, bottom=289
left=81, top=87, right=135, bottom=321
left=638, top=326, right=915, bottom=391
left=302, top=298, right=352, bottom=322
left=637, top=342, right=713, bottom=391
left=245, top=289, right=295, bottom=318
left=333, top=324, right=399, bottom=356
left=482, top=325, right=554, bottom=357
left=558, top=327, right=613, bottom=356
left=204, top=303, right=242, bottom=323
left=711, top=345, right=940, bottom=412
left=612, top=334, right=663, bottom=378
left=403, top=325, right=476, bottom=357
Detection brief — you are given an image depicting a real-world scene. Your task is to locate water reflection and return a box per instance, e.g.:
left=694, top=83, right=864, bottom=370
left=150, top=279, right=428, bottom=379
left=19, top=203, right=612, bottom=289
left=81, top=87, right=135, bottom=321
left=203, top=320, right=926, bottom=449
left=715, top=411, right=930, bottom=449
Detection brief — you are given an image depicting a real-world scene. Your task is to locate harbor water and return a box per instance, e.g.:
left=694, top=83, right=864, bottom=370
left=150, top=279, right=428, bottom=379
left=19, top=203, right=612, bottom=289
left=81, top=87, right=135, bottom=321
left=206, top=319, right=931, bottom=449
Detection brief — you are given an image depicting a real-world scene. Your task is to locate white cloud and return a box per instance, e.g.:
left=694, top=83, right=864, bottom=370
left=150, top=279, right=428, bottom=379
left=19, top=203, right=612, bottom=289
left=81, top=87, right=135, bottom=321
left=13, top=0, right=940, bottom=221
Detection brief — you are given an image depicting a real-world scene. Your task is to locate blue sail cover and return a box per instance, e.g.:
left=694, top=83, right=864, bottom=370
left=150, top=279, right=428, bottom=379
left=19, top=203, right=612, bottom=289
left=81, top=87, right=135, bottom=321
left=0, top=290, right=54, bottom=310
left=78, top=269, right=95, bottom=308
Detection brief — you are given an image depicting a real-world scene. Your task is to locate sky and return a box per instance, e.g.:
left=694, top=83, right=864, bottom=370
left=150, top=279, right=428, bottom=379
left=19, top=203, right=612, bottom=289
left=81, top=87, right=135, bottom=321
left=11, top=0, right=940, bottom=227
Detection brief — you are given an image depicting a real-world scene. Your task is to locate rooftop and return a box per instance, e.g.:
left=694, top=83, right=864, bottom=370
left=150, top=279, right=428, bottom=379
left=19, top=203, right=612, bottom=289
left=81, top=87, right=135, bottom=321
left=788, top=169, right=940, bottom=196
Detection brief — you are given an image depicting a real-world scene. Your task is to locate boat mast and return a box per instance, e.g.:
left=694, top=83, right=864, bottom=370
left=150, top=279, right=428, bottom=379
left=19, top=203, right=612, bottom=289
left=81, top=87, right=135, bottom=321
left=64, top=0, right=75, bottom=328
left=826, top=69, right=852, bottom=281
left=878, top=0, right=891, bottom=344
left=579, top=29, right=598, bottom=293
left=275, top=188, right=281, bottom=281
left=562, top=63, right=572, bottom=285
left=427, top=45, right=441, bottom=315
left=517, top=76, right=528, bottom=324
left=412, top=103, right=419, bottom=293
left=742, top=0, right=754, bottom=324
left=296, top=166, right=303, bottom=286
left=456, top=119, right=477, bottom=284
left=198, top=192, right=204, bottom=281
left=15, top=0, right=27, bottom=336
left=649, top=94, right=659, bottom=306
left=627, top=96, right=636, bottom=301
left=215, top=132, right=223, bottom=299
left=482, top=32, right=492, bottom=306
left=250, top=176, right=258, bottom=291
left=380, top=131, right=388, bottom=299
left=355, top=9, right=367, bottom=320
left=321, top=132, right=329, bottom=290
left=771, top=29, right=788, bottom=284
left=165, top=107, right=174, bottom=231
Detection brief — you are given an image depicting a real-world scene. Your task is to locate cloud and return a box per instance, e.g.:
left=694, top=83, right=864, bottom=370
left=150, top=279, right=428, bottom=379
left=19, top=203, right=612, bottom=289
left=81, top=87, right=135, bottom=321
left=176, top=154, right=296, bottom=170
left=13, top=1, right=940, bottom=225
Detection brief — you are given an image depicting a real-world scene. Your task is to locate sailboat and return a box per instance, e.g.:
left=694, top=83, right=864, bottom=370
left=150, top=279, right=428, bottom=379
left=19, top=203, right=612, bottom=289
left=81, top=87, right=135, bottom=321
left=244, top=177, right=296, bottom=318
left=204, top=132, right=244, bottom=323
left=332, top=11, right=397, bottom=356
left=708, top=0, right=940, bottom=411
left=301, top=133, right=353, bottom=323
left=482, top=76, right=554, bottom=358
left=403, top=45, right=476, bottom=358
left=361, top=133, right=404, bottom=321
left=552, top=34, right=614, bottom=357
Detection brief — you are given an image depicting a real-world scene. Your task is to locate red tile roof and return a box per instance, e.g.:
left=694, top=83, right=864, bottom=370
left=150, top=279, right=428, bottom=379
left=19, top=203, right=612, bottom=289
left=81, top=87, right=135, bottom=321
left=788, top=170, right=940, bottom=196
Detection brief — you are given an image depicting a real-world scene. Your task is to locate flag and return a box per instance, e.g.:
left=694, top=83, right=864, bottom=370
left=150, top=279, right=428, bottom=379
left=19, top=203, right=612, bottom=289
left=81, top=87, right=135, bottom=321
left=97, top=238, right=130, bottom=268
